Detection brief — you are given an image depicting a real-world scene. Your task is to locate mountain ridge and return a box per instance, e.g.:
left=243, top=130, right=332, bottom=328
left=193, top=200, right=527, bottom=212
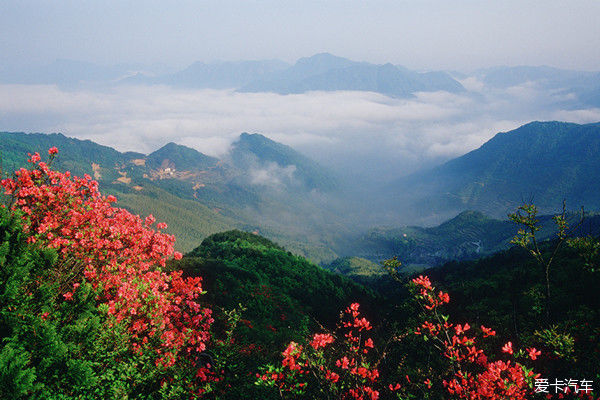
left=239, top=53, right=465, bottom=96
left=392, top=121, right=600, bottom=221
left=229, top=132, right=337, bottom=192
left=3, top=120, right=600, bottom=265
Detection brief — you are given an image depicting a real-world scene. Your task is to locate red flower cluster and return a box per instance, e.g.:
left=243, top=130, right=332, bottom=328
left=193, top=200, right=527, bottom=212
left=282, top=341, right=303, bottom=371
left=257, top=303, right=380, bottom=399
left=310, top=333, right=335, bottom=350
left=411, top=275, right=451, bottom=310
left=1, top=150, right=214, bottom=382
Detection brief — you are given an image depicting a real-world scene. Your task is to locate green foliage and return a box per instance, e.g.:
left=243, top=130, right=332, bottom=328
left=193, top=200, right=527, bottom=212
left=169, top=230, right=382, bottom=397
left=509, top=204, right=542, bottom=253
left=0, top=207, right=105, bottom=398
left=184, top=230, right=379, bottom=327
left=534, top=326, right=575, bottom=361
left=568, top=235, right=600, bottom=272
left=324, top=256, right=386, bottom=277
left=421, top=241, right=600, bottom=380
left=508, top=202, right=584, bottom=324
left=0, top=344, right=36, bottom=398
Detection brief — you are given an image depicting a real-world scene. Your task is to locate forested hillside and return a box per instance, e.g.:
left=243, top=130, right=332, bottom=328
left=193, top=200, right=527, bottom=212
left=0, top=131, right=346, bottom=263
left=393, top=121, right=600, bottom=221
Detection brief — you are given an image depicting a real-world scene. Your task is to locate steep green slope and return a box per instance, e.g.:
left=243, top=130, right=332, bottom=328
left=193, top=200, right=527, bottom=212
left=173, top=230, right=380, bottom=353
left=112, top=184, right=242, bottom=252
left=0, top=131, right=129, bottom=181
left=395, top=121, right=600, bottom=219
left=184, top=230, right=377, bottom=321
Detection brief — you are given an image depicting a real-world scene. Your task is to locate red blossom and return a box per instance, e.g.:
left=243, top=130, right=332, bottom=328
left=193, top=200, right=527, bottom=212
left=480, top=325, right=496, bottom=337
left=502, top=342, right=514, bottom=355
left=326, top=370, right=340, bottom=383
left=527, top=347, right=541, bottom=360
left=28, top=152, right=41, bottom=163
left=310, top=333, right=335, bottom=349
left=261, top=302, right=380, bottom=399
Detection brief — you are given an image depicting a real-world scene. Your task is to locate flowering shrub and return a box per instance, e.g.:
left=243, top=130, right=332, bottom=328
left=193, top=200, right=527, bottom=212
left=410, top=275, right=542, bottom=399
left=257, top=303, right=381, bottom=399
left=0, top=149, right=215, bottom=396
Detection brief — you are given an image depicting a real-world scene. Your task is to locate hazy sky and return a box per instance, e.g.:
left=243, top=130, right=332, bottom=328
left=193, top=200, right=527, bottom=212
left=2, top=1, right=600, bottom=182
left=2, top=0, right=600, bottom=71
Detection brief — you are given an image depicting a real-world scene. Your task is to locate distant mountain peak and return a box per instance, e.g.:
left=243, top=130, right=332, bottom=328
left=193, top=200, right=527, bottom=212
left=298, top=52, right=351, bottom=63
left=155, top=141, right=187, bottom=151
left=436, top=210, right=491, bottom=229
left=147, top=142, right=218, bottom=171
left=238, top=132, right=272, bottom=143
left=230, top=132, right=337, bottom=192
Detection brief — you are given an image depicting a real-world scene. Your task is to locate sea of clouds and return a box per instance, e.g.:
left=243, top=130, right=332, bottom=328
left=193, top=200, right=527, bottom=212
left=1, top=81, right=599, bottom=181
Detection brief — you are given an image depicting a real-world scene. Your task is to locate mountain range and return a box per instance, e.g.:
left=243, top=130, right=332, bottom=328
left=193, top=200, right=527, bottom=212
left=4, top=55, right=600, bottom=107
left=125, top=53, right=465, bottom=97
left=237, top=53, right=465, bottom=96
left=2, top=120, right=600, bottom=267
left=346, top=210, right=600, bottom=271
left=123, top=59, right=290, bottom=89
left=1, top=53, right=465, bottom=98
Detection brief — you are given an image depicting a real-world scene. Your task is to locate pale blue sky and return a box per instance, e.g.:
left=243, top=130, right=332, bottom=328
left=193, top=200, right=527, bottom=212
left=2, top=0, right=600, bottom=71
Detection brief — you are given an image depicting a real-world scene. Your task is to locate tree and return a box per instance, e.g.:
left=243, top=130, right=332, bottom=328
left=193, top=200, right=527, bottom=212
left=508, top=202, right=583, bottom=324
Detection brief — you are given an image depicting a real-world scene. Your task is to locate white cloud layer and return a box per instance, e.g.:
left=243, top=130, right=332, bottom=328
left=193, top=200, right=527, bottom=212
left=0, top=83, right=598, bottom=180
left=249, top=163, right=297, bottom=188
